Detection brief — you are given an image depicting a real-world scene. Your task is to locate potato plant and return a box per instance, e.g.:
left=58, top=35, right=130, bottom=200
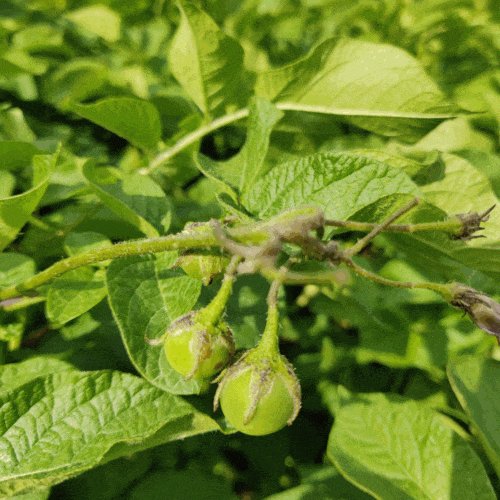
left=0, top=0, right=499, bottom=498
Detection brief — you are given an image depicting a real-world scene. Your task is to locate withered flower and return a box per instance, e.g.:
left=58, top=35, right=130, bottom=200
left=451, top=285, right=500, bottom=343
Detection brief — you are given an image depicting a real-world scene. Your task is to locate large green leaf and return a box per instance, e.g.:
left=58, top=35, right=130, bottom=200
left=0, top=152, right=55, bottom=251
left=327, top=395, right=496, bottom=499
left=0, top=370, right=219, bottom=496
left=71, top=97, right=161, bottom=150
left=106, top=253, right=203, bottom=395
left=169, top=1, right=250, bottom=117
left=82, top=162, right=172, bottom=237
left=46, top=267, right=107, bottom=327
left=257, top=38, right=459, bottom=138
left=243, top=152, right=419, bottom=219
left=448, top=354, right=500, bottom=476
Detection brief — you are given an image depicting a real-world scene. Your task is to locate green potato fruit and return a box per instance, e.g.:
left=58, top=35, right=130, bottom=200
left=164, top=311, right=234, bottom=380
left=214, top=349, right=301, bottom=436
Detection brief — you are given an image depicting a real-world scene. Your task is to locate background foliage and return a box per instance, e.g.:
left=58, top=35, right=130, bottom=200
left=0, top=0, right=499, bottom=498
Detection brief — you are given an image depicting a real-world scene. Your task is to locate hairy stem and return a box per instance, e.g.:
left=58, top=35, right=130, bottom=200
left=343, top=258, right=454, bottom=300
left=0, top=231, right=219, bottom=301
left=256, top=277, right=283, bottom=357
left=198, top=256, right=241, bottom=325
left=142, top=108, right=250, bottom=175
left=325, top=217, right=463, bottom=234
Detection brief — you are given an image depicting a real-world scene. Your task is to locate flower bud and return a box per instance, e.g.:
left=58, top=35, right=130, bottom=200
left=214, top=349, right=301, bottom=436
left=175, top=254, right=230, bottom=286
left=164, top=311, right=235, bottom=380
left=451, top=285, right=500, bottom=342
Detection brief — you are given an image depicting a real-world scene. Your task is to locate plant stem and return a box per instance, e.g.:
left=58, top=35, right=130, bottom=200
left=197, top=256, right=241, bottom=325
left=344, top=198, right=420, bottom=257
left=325, top=217, right=463, bottom=235
left=0, top=231, right=219, bottom=300
left=343, top=258, right=454, bottom=300
left=0, top=296, right=46, bottom=312
left=257, top=279, right=282, bottom=357
left=261, top=267, right=343, bottom=286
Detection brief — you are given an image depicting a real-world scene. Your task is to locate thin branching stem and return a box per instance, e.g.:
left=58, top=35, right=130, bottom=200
left=344, top=198, right=420, bottom=257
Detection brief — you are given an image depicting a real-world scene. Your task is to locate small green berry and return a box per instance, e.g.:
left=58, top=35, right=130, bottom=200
left=164, top=311, right=234, bottom=380
left=214, top=349, right=301, bottom=436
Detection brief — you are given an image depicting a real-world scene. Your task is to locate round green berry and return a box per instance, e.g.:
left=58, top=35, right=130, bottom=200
left=214, top=351, right=301, bottom=436
left=164, top=312, right=234, bottom=380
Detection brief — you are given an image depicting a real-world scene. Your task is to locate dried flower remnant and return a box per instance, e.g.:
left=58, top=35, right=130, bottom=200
left=451, top=285, right=500, bottom=342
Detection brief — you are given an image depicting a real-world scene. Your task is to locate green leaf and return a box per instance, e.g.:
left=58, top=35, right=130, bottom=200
left=9, top=487, right=50, bottom=500
left=243, top=152, right=419, bottom=220
left=46, top=268, right=107, bottom=327
left=0, top=170, right=15, bottom=197
left=71, top=97, right=161, bottom=150
left=169, top=1, right=250, bottom=117
left=448, top=354, right=500, bottom=476
left=0, top=151, right=55, bottom=251
left=257, top=38, right=458, bottom=138
left=458, top=150, right=500, bottom=199
left=42, top=60, right=108, bottom=109
left=196, top=97, right=283, bottom=196
left=327, top=396, right=496, bottom=500
left=0, top=253, right=35, bottom=287
left=65, top=5, right=121, bottom=43
left=411, top=117, right=495, bottom=153
left=40, top=155, right=87, bottom=207
left=82, top=162, right=172, bottom=237
left=0, top=370, right=219, bottom=496
left=63, top=231, right=111, bottom=256
left=106, top=253, right=204, bottom=395
left=0, top=357, right=74, bottom=394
